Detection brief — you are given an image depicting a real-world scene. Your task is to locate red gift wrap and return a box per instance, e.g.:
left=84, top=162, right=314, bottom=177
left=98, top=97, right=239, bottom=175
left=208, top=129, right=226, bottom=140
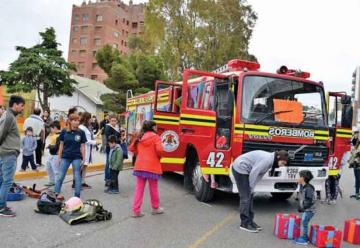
left=343, top=218, right=360, bottom=245
left=310, top=225, right=342, bottom=248
left=274, top=213, right=301, bottom=239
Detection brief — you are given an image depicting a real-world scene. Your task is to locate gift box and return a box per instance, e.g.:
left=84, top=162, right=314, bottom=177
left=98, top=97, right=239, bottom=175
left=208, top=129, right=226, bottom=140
left=343, top=218, right=360, bottom=244
left=310, top=225, right=342, bottom=248
left=274, top=213, right=301, bottom=239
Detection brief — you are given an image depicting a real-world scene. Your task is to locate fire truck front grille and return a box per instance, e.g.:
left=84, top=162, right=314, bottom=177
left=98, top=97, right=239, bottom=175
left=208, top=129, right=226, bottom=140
left=242, top=141, right=328, bottom=167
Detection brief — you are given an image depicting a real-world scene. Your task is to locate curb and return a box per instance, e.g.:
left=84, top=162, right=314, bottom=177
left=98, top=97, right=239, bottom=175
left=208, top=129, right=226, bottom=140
left=14, top=162, right=132, bottom=181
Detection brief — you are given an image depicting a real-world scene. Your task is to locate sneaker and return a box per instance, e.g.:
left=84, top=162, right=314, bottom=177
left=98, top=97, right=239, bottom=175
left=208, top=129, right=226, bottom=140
left=0, top=207, right=16, bottom=217
left=105, top=181, right=111, bottom=187
left=350, top=194, right=357, bottom=198
left=293, top=237, right=309, bottom=245
left=109, top=189, right=120, bottom=194
left=81, top=183, right=92, bottom=189
left=151, top=207, right=164, bottom=215
left=250, top=222, right=262, bottom=231
left=131, top=212, right=144, bottom=218
left=330, top=200, right=337, bottom=205
left=44, top=182, right=55, bottom=187
left=356, top=194, right=360, bottom=200
left=239, top=224, right=259, bottom=233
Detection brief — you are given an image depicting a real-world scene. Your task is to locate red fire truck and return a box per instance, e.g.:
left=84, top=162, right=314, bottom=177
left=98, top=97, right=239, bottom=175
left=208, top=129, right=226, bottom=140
left=126, top=59, right=353, bottom=202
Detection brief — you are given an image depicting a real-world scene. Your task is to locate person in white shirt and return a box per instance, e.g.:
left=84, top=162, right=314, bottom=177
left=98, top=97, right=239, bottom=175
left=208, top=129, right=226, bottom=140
left=23, top=108, right=45, bottom=166
left=79, top=112, right=98, bottom=189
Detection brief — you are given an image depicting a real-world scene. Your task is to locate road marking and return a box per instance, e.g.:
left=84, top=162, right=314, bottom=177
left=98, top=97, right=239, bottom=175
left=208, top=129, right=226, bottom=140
left=188, top=211, right=237, bottom=248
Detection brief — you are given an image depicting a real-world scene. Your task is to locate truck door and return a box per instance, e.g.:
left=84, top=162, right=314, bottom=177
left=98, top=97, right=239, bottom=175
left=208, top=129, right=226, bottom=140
left=154, top=81, right=185, bottom=171
left=327, top=92, right=353, bottom=174
left=180, top=69, right=234, bottom=175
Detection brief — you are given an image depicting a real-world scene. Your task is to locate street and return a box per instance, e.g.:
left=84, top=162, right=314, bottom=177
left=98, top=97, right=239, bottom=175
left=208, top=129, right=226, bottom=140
left=1, top=166, right=359, bottom=248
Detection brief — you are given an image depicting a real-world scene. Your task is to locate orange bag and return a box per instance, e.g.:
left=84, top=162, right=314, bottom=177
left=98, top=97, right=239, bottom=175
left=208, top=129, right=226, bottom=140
left=343, top=218, right=360, bottom=244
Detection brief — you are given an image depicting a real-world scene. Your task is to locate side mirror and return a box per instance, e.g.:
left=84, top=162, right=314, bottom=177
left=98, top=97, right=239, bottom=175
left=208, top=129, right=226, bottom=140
left=341, top=105, right=353, bottom=128
left=341, top=95, right=351, bottom=105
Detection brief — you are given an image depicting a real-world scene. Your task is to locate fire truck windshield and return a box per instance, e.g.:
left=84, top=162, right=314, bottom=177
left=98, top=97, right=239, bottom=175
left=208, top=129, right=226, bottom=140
left=242, top=76, right=327, bottom=127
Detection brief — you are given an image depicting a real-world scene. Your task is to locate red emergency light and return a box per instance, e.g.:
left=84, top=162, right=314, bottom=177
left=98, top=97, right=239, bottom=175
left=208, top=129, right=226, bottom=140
left=276, top=65, right=311, bottom=79
left=227, top=59, right=260, bottom=72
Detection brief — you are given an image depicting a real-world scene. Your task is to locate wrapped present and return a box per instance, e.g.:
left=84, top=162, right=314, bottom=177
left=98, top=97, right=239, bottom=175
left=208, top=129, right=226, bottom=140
left=274, top=213, right=301, bottom=239
left=310, top=225, right=342, bottom=248
left=343, top=218, right=360, bottom=244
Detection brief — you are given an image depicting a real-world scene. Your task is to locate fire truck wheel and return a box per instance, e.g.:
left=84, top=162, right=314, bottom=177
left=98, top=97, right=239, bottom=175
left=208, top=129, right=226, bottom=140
left=192, top=162, right=214, bottom=202
left=270, top=192, right=293, bottom=201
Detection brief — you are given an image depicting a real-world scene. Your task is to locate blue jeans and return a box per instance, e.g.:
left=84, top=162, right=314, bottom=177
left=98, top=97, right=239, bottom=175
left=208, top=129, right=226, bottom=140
left=0, top=155, right=17, bottom=209
left=105, top=151, right=110, bottom=181
left=354, top=168, right=360, bottom=194
left=55, top=158, right=81, bottom=197
left=301, top=211, right=314, bottom=240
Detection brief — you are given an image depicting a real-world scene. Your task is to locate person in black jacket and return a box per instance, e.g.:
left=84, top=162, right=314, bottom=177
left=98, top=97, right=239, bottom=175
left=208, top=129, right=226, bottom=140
left=104, top=114, right=120, bottom=186
left=99, top=113, right=109, bottom=153
left=294, top=170, right=316, bottom=245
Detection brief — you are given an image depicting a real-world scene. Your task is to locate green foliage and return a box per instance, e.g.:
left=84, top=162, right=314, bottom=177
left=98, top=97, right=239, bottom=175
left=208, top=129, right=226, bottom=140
left=144, top=0, right=258, bottom=79
left=95, top=45, right=167, bottom=112
left=0, top=27, right=77, bottom=109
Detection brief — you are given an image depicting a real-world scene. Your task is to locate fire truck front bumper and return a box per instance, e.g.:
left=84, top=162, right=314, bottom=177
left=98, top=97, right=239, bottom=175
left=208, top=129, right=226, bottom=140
left=229, top=166, right=328, bottom=194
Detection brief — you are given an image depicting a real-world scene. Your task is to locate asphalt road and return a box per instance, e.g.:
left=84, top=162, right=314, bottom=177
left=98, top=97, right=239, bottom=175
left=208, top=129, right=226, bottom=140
left=1, top=166, right=359, bottom=248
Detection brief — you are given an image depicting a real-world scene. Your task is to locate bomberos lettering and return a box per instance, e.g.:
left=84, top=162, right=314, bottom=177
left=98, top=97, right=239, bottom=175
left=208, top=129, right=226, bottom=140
left=268, top=127, right=314, bottom=138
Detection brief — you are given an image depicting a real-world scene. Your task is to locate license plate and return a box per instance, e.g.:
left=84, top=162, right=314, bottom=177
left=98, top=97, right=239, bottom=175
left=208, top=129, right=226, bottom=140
left=287, top=168, right=299, bottom=179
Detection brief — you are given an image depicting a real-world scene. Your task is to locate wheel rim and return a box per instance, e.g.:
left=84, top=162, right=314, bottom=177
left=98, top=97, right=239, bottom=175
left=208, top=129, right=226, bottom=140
left=192, top=163, right=202, bottom=192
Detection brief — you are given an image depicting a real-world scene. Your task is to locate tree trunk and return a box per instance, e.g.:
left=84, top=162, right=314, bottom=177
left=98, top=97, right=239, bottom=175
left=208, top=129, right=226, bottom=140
left=43, top=84, right=49, bottom=110
left=37, top=87, right=44, bottom=110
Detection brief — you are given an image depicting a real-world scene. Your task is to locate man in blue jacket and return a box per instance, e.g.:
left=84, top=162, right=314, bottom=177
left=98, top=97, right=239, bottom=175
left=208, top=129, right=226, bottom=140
left=232, top=150, right=289, bottom=233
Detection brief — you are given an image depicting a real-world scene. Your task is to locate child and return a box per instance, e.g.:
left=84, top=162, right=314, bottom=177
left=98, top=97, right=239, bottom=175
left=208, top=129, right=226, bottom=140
left=294, top=170, right=316, bottom=245
left=20, top=127, right=38, bottom=171
left=105, top=135, right=124, bottom=194
left=120, top=129, right=129, bottom=159
left=45, top=121, right=61, bottom=186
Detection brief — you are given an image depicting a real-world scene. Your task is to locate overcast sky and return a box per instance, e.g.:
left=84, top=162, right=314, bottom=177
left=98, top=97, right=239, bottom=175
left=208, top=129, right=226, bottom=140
left=0, top=0, right=359, bottom=93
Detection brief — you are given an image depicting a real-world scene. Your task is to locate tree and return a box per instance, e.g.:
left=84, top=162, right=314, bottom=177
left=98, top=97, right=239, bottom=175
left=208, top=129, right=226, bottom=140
left=95, top=44, right=167, bottom=112
left=0, top=27, right=77, bottom=109
left=144, top=0, right=257, bottom=79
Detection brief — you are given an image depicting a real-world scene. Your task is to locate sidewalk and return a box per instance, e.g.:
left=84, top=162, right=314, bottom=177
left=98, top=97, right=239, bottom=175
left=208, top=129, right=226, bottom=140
left=15, top=149, right=132, bottom=181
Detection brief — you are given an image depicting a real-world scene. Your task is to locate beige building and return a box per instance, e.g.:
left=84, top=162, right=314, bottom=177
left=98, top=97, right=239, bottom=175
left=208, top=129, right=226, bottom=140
left=68, top=0, right=144, bottom=82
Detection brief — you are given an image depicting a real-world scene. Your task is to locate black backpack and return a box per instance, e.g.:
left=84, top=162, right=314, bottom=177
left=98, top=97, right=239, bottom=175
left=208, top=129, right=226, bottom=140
left=35, top=190, right=63, bottom=215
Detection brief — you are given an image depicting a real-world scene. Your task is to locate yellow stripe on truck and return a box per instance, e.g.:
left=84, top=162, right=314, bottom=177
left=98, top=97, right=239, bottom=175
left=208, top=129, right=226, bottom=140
left=154, top=120, right=179, bottom=126
left=160, top=157, right=186, bottom=164
left=180, top=120, right=216, bottom=127
left=201, top=167, right=230, bottom=175
left=180, top=114, right=216, bottom=121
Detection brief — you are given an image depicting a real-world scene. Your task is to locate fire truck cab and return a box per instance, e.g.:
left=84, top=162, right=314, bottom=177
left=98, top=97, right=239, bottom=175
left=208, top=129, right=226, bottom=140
left=127, top=59, right=353, bottom=202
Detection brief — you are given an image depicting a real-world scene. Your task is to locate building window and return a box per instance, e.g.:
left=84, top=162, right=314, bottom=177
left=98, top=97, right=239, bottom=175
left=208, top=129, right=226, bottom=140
left=121, top=40, right=124, bottom=45
left=96, top=15, right=103, bottom=22
left=81, top=26, right=88, bottom=32
left=82, top=13, right=89, bottom=22
left=113, top=32, right=119, bottom=38
left=91, top=75, right=98, bottom=80
left=95, top=26, right=102, bottom=32
left=112, top=43, right=118, bottom=49
left=124, top=42, right=127, bottom=47
left=71, top=50, right=77, bottom=56
left=80, top=37, right=87, bottom=45
left=115, top=19, right=118, bottom=25
left=126, top=31, right=129, bottom=37
left=92, top=50, right=97, bottom=57
left=74, top=14, right=79, bottom=22
left=79, top=50, right=86, bottom=57
left=72, top=38, right=78, bottom=44
left=72, top=26, right=79, bottom=32
left=92, top=63, right=98, bottom=69
left=126, top=20, right=129, bottom=26
left=122, top=18, right=125, bottom=23
left=122, top=29, right=125, bottom=35
left=94, top=38, right=101, bottom=46
left=132, top=22, right=138, bottom=29
left=78, top=62, right=85, bottom=69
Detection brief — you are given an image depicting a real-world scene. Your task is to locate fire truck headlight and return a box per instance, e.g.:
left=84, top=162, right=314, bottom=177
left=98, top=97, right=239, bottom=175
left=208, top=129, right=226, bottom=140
left=317, top=169, right=327, bottom=178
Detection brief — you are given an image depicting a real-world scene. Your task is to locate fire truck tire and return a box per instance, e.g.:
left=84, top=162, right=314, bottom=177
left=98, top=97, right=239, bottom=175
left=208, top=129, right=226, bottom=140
left=192, top=162, right=214, bottom=202
left=270, top=192, right=293, bottom=201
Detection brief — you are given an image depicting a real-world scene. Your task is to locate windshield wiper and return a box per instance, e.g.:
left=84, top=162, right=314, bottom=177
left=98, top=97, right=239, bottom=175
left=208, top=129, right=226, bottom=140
left=255, top=110, right=294, bottom=124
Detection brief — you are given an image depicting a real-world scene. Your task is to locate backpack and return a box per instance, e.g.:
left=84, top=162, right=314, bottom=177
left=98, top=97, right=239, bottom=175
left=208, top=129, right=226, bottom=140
left=59, top=199, right=112, bottom=225
left=35, top=190, right=63, bottom=215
